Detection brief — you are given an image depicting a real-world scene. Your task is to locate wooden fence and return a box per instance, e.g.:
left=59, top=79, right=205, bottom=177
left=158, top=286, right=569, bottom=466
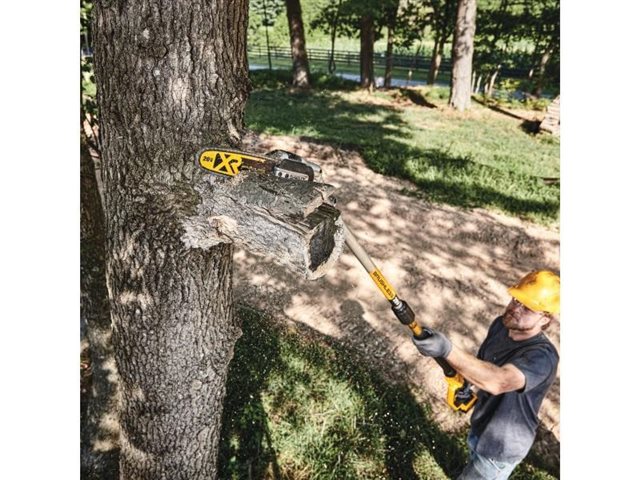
left=247, top=45, right=531, bottom=79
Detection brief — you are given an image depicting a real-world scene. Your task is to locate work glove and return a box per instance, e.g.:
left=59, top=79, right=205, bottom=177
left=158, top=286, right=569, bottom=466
left=412, top=330, right=452, bottom=358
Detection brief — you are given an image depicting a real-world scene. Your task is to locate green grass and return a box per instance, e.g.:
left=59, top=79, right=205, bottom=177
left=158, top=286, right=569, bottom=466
left=246, top=70, right=560, bottom=226
left=218, top=306, right=558, bottom=479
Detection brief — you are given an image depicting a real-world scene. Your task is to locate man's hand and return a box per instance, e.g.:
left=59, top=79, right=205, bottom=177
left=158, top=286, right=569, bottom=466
left=412, top=330, right=452, bottom=358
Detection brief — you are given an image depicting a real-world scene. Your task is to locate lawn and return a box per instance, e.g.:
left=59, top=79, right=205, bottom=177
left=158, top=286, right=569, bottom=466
left=218, top=306, right=558, bottom=479
left=245, top=70, right=560, bottom=226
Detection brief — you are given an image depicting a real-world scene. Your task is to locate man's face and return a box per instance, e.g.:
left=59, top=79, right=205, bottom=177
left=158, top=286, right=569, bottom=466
left=502, top=297, right=549, bottom=332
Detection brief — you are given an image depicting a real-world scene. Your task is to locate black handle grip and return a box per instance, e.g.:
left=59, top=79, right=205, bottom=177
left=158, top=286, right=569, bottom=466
left=434, top=357, right=457, bottom=377
left=413, top=326, right=435, bottom=340
left=412, top=324, right=457, bottom=377
left=393, top=298, right=458, bottom=378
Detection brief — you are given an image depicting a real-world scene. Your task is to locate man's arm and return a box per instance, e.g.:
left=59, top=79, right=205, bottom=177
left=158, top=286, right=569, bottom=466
left=446, top=345, right=525, bottom=396
left=412, top=331, right=525, bottom=395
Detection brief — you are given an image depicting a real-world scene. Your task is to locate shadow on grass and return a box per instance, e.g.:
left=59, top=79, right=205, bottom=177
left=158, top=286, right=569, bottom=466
left=471, top=96, right=544, bottom=136
left=246, top=78, right=559, bottom=224
left=217, top=307, right=284, bottom=479
left=396, top=147, right=559, bottom=221
left=218, top=305, right=469, bottom=479
left=398, top=88, right=439, bottom=109
left=520, top=119, right=542, bottom=135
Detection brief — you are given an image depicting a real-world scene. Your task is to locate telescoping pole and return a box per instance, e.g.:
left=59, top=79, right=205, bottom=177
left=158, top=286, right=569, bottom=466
left=343, top=224, right=477, bottom=412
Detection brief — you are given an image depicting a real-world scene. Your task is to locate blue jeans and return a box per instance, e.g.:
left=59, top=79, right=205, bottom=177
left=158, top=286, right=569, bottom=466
left=456, top=434, right=519, bottom=480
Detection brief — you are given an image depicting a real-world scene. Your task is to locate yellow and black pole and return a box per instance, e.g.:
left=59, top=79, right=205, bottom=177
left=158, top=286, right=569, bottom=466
left=344, top=224, right=477, bottom=412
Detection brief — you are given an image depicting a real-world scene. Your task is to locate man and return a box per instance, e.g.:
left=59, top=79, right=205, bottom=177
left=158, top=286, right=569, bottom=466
left=413, top=270, right=560, bottom=480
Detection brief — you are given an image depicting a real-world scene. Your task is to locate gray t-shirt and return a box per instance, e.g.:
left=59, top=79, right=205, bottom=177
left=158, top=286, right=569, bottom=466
left=469, top=316, right=559, bottom=463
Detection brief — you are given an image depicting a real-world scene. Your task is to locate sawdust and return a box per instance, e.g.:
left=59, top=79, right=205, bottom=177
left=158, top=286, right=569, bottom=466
left=236, top=132, right=560, bottom=470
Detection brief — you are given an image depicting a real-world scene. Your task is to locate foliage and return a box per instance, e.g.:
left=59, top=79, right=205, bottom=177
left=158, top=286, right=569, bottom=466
left=252, top=0, right=285, bottom=27
left=425, top=0, right=457, bottom=45
left=246, top=71, right=559, bottom=225
left=423, top=85, right=450, bottom=100
left=246, top=0, right=559, bottom=93
left=218, top=306, right=558, bottom=479
left=248, top=0, right=288, bottom=48
left=250, top=68, right=360, bottom=90
left=310, top=0, right=399, bottom=41
left=81, top=57, right=98, bottom=118
left=474, top=0, right=560, bottom=93
left=488, top=79, right=552, bottom=110
left=80, top=0, right=97, bottom=118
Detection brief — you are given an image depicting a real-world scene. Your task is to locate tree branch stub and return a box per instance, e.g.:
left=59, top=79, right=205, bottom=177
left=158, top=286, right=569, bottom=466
left=182, top=171, right=345, bottom=280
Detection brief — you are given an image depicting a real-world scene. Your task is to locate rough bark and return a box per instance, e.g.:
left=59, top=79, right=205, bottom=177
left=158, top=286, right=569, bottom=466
left=93, top=1, right=250, bottom=478
left=92, top=2, right=345, bottom=477
left=285, top=0, right=311, bottom=88
left=448, top=0, right=476, bottom=111
left=359, top=14, right=375, bottom=90
left=81, top=132, right=120, bottom=479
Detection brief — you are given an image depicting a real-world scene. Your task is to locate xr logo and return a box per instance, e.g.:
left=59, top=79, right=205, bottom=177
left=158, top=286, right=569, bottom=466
left=199, top=151, right=243, bottom=176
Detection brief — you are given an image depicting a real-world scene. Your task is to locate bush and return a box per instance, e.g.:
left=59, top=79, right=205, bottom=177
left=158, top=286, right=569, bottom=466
left=488, top=78, right=553, bottom=111
left=423, top=86, right=449, bottom=100
left=249, top=69, right=359, bottom=91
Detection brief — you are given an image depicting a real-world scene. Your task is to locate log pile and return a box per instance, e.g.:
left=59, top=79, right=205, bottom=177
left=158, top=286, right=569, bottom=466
left=539, top=95, right=560, bottom=136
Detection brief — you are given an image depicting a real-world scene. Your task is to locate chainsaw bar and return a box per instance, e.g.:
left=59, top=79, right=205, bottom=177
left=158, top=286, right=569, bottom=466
left=196, top=147, right=320, bottom=182
left=196, top=147, right=274, bottom=177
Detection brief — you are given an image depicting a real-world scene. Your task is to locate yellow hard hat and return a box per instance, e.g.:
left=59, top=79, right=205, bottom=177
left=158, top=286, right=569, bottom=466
left=508, top=270, right=560, bottom=314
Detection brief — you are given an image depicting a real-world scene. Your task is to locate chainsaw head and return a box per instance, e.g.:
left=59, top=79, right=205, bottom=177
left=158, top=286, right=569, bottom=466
left=196, top=147, right=322, bottom=183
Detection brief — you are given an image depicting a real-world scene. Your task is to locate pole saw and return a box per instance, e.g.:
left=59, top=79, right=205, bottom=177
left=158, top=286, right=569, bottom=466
left=196, top=146, right=477, bottom=412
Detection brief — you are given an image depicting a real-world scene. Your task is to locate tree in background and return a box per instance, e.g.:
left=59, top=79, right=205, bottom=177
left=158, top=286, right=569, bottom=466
left=473, top=0, right=510, bottom=97
left=93, top=0, right=249, bottom=477
left=251, top=0, right=285, bottom=70
left=359, top=12, right=376, bottom=89
left=81, top=1, right=120, bottom=476
left=81, top=131, right=120, bottom=478
left=449, top=0, right=477, bottom=111
left=310, top=0, right=344, bottom=74
left=525, top=0, right=559, bottom=97
left=285, top=0, right=312, bottom=88
left=473, top=0, right=560, bottom=98
left=382, top=0, right=400, bottom=88
left=425, top=0, right=457, bottom=85
left=311, top=0, right=391, bottom=90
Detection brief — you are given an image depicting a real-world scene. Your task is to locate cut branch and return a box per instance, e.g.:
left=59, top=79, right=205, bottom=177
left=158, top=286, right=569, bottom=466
left=182, top=171, right=345, bottom=280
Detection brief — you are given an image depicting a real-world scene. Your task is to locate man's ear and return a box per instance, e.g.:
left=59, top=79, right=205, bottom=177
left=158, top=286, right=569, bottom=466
left=540, top=314, right=553, bottom=331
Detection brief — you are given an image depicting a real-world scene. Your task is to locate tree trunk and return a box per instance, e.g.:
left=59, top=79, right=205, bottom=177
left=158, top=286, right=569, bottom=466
left=263, top=1, right=273, bottom=70
left=81, top=131, right=120, bottom=479
left=93, top=1, right=250, bottom=478
left=448, top=0, right=477, bottom=111
left=383, top=23, right=395, bottom=88
left=474, top=73, right=483, bottom=94
left=532, top=45, right=554, bottom=97
left=285, top=0, right=311, bottom=88
left=427, top=36, right=443, bottom=86
left=486, top=65, right=500, bottom=97
left=360, top=14, right=375, bottom=90
left=328, top=0, right=342, bottom=74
